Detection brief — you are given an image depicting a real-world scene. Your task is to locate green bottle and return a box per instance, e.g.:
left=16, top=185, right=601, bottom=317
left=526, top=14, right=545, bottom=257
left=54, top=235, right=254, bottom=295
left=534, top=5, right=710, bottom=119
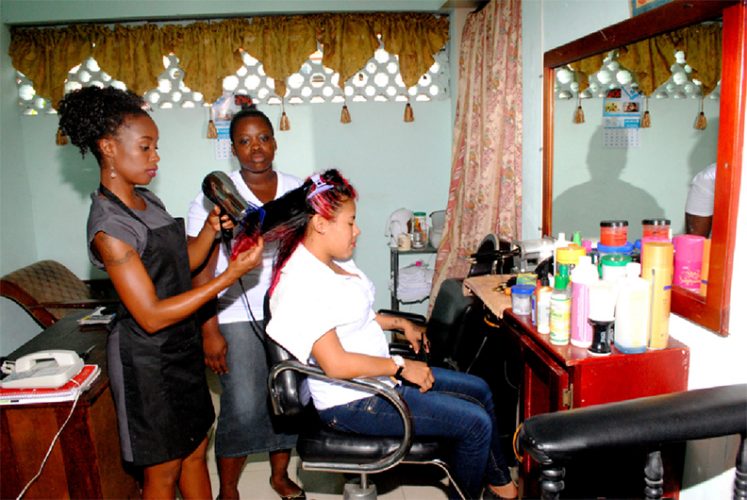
left=550, top=264, right=571, bottom=345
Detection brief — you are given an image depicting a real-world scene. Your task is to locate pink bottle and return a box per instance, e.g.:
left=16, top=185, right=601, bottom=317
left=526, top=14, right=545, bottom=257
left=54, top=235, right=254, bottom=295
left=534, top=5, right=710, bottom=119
left=570, top=256, right=599, bottom=348
left=672, top=234, right=705, bottom=291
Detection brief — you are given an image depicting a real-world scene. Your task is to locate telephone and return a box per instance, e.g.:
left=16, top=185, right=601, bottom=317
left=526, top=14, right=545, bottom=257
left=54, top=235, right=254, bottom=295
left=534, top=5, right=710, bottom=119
left=0, top=350, right=84, bottom=389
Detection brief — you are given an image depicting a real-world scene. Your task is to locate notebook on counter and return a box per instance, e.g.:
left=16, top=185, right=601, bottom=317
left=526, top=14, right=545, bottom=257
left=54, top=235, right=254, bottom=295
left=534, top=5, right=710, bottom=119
left=0, top=364, right=101, bottom=405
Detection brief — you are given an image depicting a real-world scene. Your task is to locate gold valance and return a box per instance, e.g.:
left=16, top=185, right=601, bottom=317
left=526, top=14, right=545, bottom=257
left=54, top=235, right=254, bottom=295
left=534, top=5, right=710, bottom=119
left=570, top=23, right=721, bottom=96
left=9, top=13, right=450, bottom=109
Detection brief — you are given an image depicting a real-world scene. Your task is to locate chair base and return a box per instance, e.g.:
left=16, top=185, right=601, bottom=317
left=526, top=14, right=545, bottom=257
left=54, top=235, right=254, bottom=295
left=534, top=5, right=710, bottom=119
left=343, top=479, right=377, bottom=500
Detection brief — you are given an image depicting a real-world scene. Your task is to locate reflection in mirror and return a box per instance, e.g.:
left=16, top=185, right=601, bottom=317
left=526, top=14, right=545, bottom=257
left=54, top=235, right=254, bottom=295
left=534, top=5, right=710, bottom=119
left=542, top=0, right=746, bottom=335
left=552, top=22, right=720, bottom=242
left=552, top=96, right=719, bottom=242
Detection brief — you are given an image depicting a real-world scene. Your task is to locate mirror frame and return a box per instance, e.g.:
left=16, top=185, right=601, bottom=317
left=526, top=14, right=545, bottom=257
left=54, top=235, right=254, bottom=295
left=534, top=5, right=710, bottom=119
left=542, top=0, right=745, bottom=336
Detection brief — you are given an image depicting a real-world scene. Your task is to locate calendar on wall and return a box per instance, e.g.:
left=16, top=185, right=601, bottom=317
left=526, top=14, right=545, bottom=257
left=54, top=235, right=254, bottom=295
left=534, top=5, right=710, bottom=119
left=604, top=126, right=640, bottom=148
left=214, top=121, right=232, bottom=160
left=211, top=93, right=249, bottom=160
left=602, top=85, right=642, bottom=149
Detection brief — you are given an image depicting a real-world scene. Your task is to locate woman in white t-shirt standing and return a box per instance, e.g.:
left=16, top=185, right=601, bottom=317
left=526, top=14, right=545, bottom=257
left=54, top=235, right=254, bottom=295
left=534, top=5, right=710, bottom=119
left=187, top=105, right=304, bottom=500
left=266, top=169, right=518, bottom=500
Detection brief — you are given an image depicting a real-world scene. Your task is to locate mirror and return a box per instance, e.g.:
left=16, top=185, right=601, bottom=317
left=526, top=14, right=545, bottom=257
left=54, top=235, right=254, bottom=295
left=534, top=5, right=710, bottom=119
left=542, top=0, right=745, bottom=335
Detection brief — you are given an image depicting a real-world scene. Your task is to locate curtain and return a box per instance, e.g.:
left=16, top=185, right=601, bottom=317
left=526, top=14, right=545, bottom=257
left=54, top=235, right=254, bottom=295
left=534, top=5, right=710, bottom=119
left=9, top=13, right=449, bottom=108
left=429, top=0, right=523, bottom=302
left=571, top=23, right=721, bottom=97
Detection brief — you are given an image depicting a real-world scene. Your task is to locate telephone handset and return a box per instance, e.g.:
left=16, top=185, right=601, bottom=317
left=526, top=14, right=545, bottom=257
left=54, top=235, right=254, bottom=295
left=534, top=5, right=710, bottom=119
left=1, top=350, right=84, bottom=389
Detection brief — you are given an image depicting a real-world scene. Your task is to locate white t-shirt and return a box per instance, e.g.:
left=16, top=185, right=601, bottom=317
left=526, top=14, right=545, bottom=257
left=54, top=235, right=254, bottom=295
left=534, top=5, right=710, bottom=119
left=186, top=170, right=303, bottom=323
left=685, top=163, right=717, bottom=217
left=266, top=244, right=393, bottom=410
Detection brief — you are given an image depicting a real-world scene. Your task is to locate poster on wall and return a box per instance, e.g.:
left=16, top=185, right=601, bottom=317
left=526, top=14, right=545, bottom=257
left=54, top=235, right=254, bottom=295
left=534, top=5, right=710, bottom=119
left=602, top=86, right=642, bottom=148
left=630, top=0, right=674, bottom=17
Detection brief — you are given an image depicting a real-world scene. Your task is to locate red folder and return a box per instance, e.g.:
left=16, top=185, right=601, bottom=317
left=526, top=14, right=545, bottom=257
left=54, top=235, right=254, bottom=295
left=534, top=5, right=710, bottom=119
left=0, top=364, right=101, bottom=405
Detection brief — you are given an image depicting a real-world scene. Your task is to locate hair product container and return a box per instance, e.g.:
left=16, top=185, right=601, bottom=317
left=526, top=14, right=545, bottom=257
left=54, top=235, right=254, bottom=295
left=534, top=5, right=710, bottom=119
left=615, top=262, right=651, bottom=354
left=511, top=284, right=535, bottom=315
left=587, top=281, right=616, bottom=356
left=642, top=218, right=671, bottom=240
left=570, top=256, right=598, bottom=348
left=599, top=220, right=629, bottom=247
left=672, top=234, right=705, bottom=292
left=642, top=241, right=673, bottom=349
left=549, top=264, right=571, bottom=345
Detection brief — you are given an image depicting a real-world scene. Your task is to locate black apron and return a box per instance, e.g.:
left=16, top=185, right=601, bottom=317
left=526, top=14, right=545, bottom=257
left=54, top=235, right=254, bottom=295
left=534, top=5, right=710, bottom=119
left=100, top=185, right=214, bottom=466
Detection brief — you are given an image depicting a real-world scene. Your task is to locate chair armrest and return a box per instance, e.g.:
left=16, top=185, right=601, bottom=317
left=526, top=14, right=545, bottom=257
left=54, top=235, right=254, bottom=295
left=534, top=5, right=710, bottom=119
left=268, top=359, right=413, bottom=474
left=518, top=384, right=747, bottom=465
left=377, top=309, right=427, bottom=325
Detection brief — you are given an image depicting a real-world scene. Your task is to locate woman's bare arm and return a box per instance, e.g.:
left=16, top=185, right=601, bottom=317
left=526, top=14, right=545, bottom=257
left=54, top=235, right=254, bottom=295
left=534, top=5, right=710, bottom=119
left=95, top=231, right=263, bottom=333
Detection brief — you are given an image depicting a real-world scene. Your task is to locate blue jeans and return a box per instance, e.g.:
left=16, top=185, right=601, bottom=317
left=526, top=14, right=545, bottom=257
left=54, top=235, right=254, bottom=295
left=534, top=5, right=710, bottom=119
left=214, top=321, right=297, bottom=457
left=318, top=368, right=512, bottom=498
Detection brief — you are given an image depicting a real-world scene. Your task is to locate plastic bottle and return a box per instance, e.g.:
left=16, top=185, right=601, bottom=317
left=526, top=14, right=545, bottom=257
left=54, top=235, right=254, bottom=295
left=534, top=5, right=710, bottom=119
left=570, top=256, right=598, bottom=348
left=550, top=264, right=571, bottom=345
left=672, top=234, right=705, bottom=291
left=642, top=241, right=674, bottom=350
left=615, top=262, right=651, bottom=354
left=553, top=232, right=569, bottom=275
left=535, top=277, right=553, bottom=334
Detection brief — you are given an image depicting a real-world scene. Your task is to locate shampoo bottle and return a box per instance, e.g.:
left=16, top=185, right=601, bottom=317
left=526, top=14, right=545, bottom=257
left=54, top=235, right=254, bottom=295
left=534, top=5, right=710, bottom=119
left=615, top=262, right=650, bottom=354
left=570, top=256, right=598, bottom=348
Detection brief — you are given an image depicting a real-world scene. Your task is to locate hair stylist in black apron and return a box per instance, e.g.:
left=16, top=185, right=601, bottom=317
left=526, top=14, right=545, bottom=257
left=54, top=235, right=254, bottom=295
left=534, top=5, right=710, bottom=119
left=58, top=86, right=263, bottom=499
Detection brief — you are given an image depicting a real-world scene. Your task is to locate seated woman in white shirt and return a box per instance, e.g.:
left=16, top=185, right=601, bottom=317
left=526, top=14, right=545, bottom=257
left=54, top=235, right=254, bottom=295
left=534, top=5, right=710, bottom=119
left=266, top=169, right=517, bottom=500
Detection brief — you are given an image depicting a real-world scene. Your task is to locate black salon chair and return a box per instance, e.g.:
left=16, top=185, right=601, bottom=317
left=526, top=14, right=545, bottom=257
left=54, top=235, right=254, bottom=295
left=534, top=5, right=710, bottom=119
left=518, top=384, right=747, bottom=500
left=265, top=333, right=467, bottom=500
left=379, top=277, right=480, bottom=372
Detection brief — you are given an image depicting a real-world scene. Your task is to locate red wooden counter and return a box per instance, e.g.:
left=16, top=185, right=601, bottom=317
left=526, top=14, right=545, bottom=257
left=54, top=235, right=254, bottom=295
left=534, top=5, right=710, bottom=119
left=464, top=275, right=690, bottom=498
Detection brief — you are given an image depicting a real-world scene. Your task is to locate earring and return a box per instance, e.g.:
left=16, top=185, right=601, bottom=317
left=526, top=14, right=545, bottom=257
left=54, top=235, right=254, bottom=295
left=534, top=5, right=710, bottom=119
left=110, top=166, right=116, bottom=179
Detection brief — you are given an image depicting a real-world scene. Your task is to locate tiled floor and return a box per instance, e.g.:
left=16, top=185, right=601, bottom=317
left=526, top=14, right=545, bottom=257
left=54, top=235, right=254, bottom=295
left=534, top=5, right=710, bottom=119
left=204, top=372, right=451, bottom=500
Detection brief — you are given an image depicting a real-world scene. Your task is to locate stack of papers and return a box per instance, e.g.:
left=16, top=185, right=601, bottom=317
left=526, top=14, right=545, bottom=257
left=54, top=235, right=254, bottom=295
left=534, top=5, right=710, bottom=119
left=78, top=306, right=116, bottom=326
left=0, top=364, right=101, bottom=405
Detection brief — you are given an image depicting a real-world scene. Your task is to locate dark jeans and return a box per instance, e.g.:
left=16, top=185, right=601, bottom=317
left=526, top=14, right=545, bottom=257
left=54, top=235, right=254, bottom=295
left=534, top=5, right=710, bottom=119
left=318, top=367, right=512, bottom=498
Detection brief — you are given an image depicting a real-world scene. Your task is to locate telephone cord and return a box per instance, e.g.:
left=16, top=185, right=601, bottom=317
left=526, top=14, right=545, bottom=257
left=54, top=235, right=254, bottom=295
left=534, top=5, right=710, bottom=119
left=15, top=379, right=82, bottom=499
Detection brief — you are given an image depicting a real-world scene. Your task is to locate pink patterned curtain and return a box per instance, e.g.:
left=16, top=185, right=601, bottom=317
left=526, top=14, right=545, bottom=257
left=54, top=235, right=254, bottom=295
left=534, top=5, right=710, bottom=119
left=430, top=0, right=523, bottom=302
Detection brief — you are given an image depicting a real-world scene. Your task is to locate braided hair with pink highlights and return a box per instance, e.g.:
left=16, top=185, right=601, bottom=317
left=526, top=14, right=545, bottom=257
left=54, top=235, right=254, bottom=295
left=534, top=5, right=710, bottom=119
left=267, top=169, right=357, bottom=295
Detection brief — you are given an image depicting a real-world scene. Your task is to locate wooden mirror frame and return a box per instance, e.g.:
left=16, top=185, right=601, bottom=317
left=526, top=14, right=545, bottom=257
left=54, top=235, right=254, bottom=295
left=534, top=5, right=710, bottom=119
left=542, top=0, right=745, bottom=335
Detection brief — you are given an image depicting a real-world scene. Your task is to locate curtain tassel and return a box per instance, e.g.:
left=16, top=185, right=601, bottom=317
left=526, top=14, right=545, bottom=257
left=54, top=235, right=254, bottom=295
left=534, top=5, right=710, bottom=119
left=340, top=104, right=351, bottom=124
left=573, top=98, right=585, bottom=124
left=404, top=102, right=414, bottom=122
left=640, top=97, right=651, bottom=128
left=279, top=112, right=290, bottom=131
left=56, top=127, right=68, bottom=146
left=640, top=111, right=651, bottom=128
left=694, top=98, right=707, bottom=130
left=279, top=100, right=290, bottom=131
left=206, top=119, right=218, bottom=139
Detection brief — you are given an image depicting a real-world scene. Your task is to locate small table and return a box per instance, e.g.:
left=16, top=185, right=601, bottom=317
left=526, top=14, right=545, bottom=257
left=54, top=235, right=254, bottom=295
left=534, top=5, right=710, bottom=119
left=389, top=244, right=437, bottom=310
left=0, top=312, right=140, bottom=499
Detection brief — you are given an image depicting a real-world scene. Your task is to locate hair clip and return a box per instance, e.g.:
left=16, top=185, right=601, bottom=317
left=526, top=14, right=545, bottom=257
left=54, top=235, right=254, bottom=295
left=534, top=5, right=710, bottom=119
left=306, top=174, right=334, bottom=200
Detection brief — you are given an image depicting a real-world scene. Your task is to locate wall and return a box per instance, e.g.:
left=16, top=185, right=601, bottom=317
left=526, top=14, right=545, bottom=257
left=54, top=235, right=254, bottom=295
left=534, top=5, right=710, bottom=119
left=0, top=1, right=463, bottom=352
left=521, top=1, right=747, bottom=499
left=553, top=97, right=720, bottom=239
